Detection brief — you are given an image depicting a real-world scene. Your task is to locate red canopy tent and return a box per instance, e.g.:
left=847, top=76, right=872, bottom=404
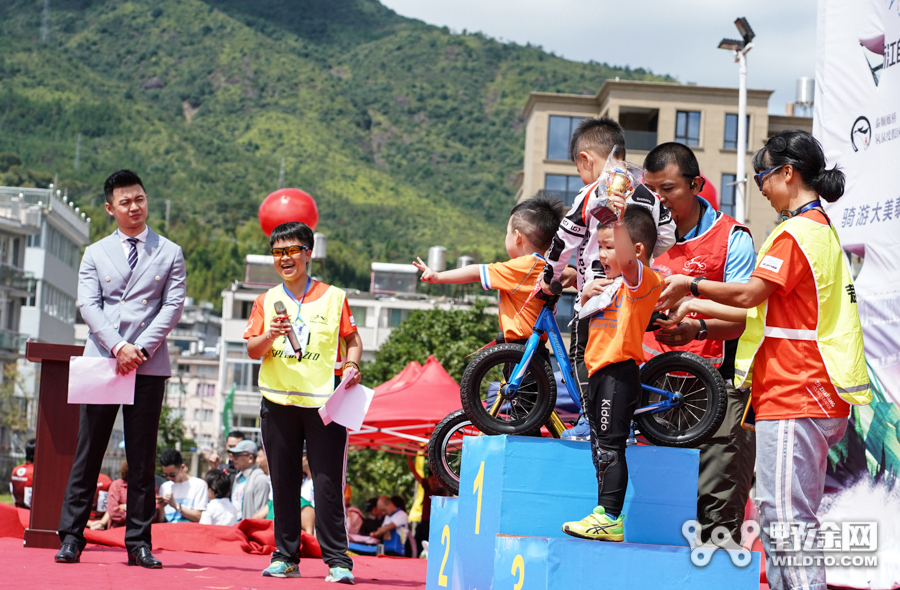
left=349, top=356, right=462, bottom=455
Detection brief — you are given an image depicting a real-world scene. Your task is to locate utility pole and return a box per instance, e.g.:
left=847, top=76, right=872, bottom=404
left=277, top=157, right=285, bottom=189
left=40, top=0, right=50, bottom=42
left=74, top=133, right=82, bottom=171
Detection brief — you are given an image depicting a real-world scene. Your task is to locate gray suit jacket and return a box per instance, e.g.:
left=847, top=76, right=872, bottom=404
left=78, top=227, right=186, bottom=376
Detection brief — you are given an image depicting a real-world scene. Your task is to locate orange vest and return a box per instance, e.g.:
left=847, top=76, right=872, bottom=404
left=643, top=213, right=750, bottom=368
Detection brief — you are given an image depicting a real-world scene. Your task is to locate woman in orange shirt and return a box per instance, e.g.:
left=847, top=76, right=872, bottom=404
left=658, top=129, right=868, bottom=590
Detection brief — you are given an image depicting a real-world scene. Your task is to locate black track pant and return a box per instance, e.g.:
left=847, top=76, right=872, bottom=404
left=261, top=396, right=352, bottom=570
left=568, top=316, right=591, bottom=408
left=584, top=360, right=640, bottom=518
left=59, top=375, right=166, bottom=553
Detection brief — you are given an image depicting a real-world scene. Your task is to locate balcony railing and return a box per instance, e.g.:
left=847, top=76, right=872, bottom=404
left=0, top=263, right=35, bottom=294
left=0, top=328, right=23, bottom=353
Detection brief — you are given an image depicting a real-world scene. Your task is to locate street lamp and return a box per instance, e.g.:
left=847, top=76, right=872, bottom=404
left=719, top=17, right=755, bottom=224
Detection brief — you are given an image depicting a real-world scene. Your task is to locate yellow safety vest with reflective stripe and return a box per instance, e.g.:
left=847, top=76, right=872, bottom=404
left=734, top=215, right=871, bottom=405
left=257, top=283, right=345, bottom=407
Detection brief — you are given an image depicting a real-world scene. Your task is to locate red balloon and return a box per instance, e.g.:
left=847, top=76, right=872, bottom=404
left=698, top=174, right=719, bottom=211
left=258, top=189, right=319, bottom=235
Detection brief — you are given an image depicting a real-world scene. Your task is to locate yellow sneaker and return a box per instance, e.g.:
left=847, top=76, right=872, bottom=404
left=562, top=506, right=624, bottom=542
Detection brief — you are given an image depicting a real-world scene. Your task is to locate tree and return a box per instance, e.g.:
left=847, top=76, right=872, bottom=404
left=0, top=363, right=29, bottom=439
left=362, top=300, right=498, bottom=387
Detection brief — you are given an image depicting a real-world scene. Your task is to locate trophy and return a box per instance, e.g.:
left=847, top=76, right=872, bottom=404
left=587, top=147, right=643, bottom=226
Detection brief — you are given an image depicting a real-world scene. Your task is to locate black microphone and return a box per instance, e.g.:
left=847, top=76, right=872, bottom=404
left=273, top=301, right=302, bottom=354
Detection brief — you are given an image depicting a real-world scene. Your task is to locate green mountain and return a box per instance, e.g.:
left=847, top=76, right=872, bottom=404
left=0, top=0, right=672, bottom=303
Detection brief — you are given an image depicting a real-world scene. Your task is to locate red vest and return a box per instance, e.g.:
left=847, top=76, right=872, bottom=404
left=643, top=212, right=750, bottom=367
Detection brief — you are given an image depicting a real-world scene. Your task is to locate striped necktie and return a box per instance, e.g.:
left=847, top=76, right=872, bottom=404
left=126, top=237, right=139, bottom=270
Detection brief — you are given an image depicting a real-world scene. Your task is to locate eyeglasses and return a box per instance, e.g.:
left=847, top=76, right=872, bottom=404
left=163, top=471, right=178, bottom=479
left=753, top=165, right=784, bottom=190
left=271, top=245, right=310, bottom=257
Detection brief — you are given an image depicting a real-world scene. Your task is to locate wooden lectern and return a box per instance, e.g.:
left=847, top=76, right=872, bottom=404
left=24, top=341, right=84, bottom=549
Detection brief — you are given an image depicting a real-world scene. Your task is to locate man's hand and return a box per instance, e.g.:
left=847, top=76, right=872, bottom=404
left=655, top=296, right=694, bottom=329
left=654, top=319, right=702, bottom=347
left=657, top=274, right=693, bottom=310
left=560, top=267, right=577, bottom=289
left=115, top=343, right=146, bottom=375
left=413, top=257, right=439, bottom=283
left=580, top=278, right=614, bottom=307
left=87, top=520, right=106, bottom=530
left=206, top=451, right=221, bottom=470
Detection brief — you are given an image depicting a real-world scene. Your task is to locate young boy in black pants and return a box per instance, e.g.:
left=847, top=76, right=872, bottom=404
left=561, top=202, right=661, bottom=542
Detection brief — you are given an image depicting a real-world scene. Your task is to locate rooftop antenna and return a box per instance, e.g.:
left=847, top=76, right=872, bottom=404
left=40, top=0, right=50, bottom=42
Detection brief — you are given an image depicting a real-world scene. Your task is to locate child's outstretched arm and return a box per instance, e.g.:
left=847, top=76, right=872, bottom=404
left=413, top=257, right=481, bottom=284
left=609, top=195, right=641, bottom=286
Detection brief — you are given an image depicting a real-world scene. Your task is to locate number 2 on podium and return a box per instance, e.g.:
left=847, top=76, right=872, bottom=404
left=473, top=460, right=485, bottom=534
left=438, top=524, right=450, bottom=587
left=512, top=554, right=525, bottom=590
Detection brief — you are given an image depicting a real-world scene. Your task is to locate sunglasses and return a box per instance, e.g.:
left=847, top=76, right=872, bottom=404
left=271, top=245, right=311, bottom=257
left=163, top=471, right=179, bottom=479
left=753, top=165, right=784, bottom=190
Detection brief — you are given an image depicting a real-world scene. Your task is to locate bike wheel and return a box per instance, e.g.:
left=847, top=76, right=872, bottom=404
left=635, top=351, right=727, bottom=448
left=428, top=410, right=481, bottom=495
left=459, top=343, right=556, bottom=436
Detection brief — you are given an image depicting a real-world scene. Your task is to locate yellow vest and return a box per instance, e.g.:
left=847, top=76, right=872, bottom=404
left=734, top=215, right=871, bottom=406
left=258, top=283, right=346, bottom=407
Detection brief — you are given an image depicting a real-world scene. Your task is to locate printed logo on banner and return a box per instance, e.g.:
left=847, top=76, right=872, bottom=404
left=851, top=116, right=872, bottom=152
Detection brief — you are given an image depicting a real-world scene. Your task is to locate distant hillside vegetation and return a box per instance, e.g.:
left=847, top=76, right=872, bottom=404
left=0, top=0, right=672, bottom=303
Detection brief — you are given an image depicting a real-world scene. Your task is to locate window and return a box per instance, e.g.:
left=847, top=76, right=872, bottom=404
left=41, top=282, right=77, bottom=324
left=389, top=308, right=409, bottom=328
left=350, top=306, right=367, bottom=328
left=544, top=174, right=583, bottom=208
left=227, top=360, right=260, bottom=392
left=195, top=408, right=213, bottom=422
left=547, top=116, right=586, bottom=160
left=720, top=174, right=737, bottom=217
left=723, top=114, right=750, bottom=149
left=675, top=111, right=701, bottom=146
left=239, top=300, right=254, bottom=320
left=195, top=382, right=216, bottom=397
left=46, top=223, right=80, bottom=269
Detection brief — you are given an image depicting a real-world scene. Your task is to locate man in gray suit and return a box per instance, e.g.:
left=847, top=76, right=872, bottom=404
left=55, top=170, right=186, bottom=569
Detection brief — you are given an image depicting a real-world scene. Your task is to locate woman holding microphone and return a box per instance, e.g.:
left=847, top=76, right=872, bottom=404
left=658, top=130, right=870, bottom=590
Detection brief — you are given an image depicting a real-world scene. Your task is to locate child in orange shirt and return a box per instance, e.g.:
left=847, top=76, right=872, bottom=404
left=562, top=200, right=662, bottom=542
left=413, top=195, right=565, bottom=351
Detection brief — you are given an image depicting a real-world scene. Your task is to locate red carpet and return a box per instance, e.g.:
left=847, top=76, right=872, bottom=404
left=0, top=537, right=426, bottom=589
left=0, top=503, right=424, bottom=589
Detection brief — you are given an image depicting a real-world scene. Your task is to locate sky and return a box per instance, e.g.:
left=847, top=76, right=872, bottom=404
left=379, top=0, right=819, bottom=115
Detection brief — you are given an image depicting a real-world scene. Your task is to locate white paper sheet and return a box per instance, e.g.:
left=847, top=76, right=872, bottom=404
left=318, top=368, right=374, bottom=431
left=68, top=356, right=136, bottom=405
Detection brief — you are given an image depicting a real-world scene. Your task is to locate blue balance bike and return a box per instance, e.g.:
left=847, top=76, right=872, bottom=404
left=428, top=287, right=727, bottom=494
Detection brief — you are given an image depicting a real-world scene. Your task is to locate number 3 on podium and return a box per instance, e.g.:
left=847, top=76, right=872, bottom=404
left=512, top=554, right=525, bottom=590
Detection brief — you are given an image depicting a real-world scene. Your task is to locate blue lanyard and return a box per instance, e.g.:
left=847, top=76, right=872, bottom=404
left=781, top=200, right=821, bottom=221
left=281, top=278, right=312, bottom=323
